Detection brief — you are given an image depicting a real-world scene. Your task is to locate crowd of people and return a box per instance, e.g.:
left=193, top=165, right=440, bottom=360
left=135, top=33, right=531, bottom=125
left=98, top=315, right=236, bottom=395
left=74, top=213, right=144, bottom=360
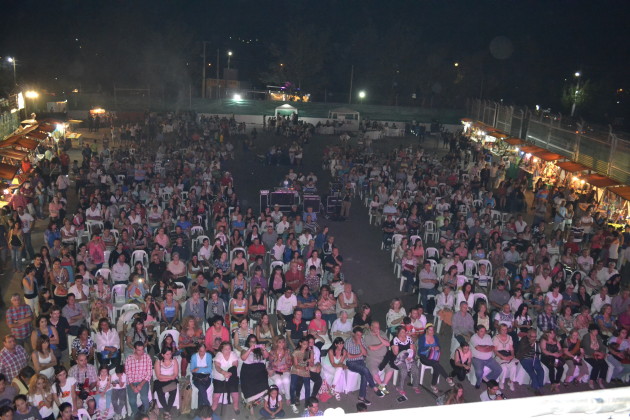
left=324, top=128, right=629, bottom=398
left=0, top=114, right=628, bottom=420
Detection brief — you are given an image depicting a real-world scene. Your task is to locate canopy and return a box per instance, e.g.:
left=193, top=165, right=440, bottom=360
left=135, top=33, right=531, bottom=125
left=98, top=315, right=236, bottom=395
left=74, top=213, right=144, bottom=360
left=504, top=137, right=524, bottom=146
left=0, top=163, right=20, bottom=180
left=328, top=107, right=360, bottom=121
left=15, top=137, right=38, bottom=150
left=274, top=103, right=298, bottom=117
left=461, top=118, right=472, bottom=123
left=556, top=161, right=590, bottom=173
left=37, top=123, right=56, bottom=132
left=584, top=174, right=621, bottom=188
left=488, top=132, right=508, bottom=139
left=531, top=151, right=563, bottom=161
left=520, top=145, right=546, bottom=153
left=0, top=149, right=29, bottom=160
left=24, top=131, right=48, bottom=140
left=608, top=186, right=630, bottom=201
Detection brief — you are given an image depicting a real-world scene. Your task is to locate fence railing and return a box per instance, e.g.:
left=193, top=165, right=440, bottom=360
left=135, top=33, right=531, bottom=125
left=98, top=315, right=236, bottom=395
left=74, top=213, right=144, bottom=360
left=467, top=99, right=630, bottom=185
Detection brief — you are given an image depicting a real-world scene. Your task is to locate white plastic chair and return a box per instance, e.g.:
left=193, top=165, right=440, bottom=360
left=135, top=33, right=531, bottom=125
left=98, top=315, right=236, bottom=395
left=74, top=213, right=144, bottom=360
left=388, top=234, right=403, bottom=255
left=477, top=259, right=493, bottom=276
left=270, top=260, right=284, bottom=273
left=112, top=284, right=128, bottom=321
left=102, top=250, right=111, bottom=269
left=230, top=247, right=248, bottom=262
left=193, top=235, right=210, bottom=253
left=463, top=259, right=478, bottom=277
left=95, top=268, right=112, bottom=283
left=131, top=250, right=149, bottom=268
left=410, top=235, right=422, bottom=246
left=191, top=226, right=205, bottom=237
left=159, top=329, right=180, bottom=351
left=424, top=221, right=439, bottom=243
left=425, top=247, right=439, bottom=260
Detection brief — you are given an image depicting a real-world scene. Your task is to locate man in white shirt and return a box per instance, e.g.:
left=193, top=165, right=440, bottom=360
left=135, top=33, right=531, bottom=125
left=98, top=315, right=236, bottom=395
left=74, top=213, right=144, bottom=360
left=515, top=215, right=527, bottom=233
left=272, top=238, right=285, bottom=261
left=86, top=201, right=103, bottom=221
left=577, top=249, right=594, bottom=273
left=276, top=288, right=298, bottom=322
left=382, top=199, right=398, bottom=217
left=270, top=205, right=283, bottom=224
left=17, top=207, right=35, bottom=260
left=68, top=276, right=90, bottom=304
left=469, top=326, right=502, bottom=388
left=111, top=254, right=131, bottom=284
left=591, top=287, right=612, bottom=314
left=276, top=216, right=290, bottom=236
left=197, top=238, right=212, bottom=266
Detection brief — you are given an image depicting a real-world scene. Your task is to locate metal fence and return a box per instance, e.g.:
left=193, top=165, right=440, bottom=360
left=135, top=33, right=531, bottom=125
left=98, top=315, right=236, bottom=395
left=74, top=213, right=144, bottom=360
left=467, top=99, right=630, bottom=185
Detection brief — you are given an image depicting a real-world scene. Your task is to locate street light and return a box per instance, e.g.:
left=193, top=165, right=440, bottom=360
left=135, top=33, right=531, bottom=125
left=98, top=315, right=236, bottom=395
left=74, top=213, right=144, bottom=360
left=227, top=51, right=233, bottom=69
left=25, top=90, right=39, bottom=99
left=454, top=62, right=459, bottom=67
left=358, top=90, right=366, bottom=104
left=6, top=57, right=16, bottom=85
left=571, top=71, right=582, bottom=117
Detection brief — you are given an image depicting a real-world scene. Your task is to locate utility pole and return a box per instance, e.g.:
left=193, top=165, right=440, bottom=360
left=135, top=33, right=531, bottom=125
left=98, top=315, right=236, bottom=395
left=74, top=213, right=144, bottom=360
left=216, top=49, right=220, bottom=99
left=348, top=65, right=354, bottom=104
left=201, top=41, right=208, bottom=98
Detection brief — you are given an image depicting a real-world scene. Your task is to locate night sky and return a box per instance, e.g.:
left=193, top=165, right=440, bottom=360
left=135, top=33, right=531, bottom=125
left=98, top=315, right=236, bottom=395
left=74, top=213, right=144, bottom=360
left=1, top=0, right=628, bottom=121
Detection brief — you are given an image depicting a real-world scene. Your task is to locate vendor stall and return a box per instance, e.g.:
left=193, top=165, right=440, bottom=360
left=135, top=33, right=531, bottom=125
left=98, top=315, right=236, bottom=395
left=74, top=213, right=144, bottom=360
left=274, top=103, right=298, bottom=117
left=605, top=186, right=630, bottom=228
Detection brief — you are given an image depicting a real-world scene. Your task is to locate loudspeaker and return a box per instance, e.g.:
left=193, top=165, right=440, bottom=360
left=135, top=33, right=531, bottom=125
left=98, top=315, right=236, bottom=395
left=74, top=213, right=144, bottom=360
left=303, top=195, right=321, bottom=213
left=259, top=190, right=269, bottom=212
left=271, top=192, right=295, bottom=206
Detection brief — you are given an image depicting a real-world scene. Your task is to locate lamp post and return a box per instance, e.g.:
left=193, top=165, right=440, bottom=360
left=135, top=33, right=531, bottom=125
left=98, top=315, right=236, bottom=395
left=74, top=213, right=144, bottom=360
left=358, top=90, right=366, bottom=104
left=571, top=71, right=581, bottom=117
left=7, top=57, right=16, bottom=85
left=24, top=90, right=39, bottom=118
left=227, top=51, right=233, bottom=70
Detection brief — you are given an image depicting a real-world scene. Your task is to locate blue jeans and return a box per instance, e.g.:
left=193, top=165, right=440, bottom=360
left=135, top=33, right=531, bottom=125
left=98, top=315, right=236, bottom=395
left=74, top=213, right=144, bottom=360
left=94, top=390, right=112, bottom=411
left=521, top=358, right=545, bottom=390
left=260, top=408, right=285, bottom=418
left=11, top=246, right=21, bottom=271
left=346, top=359, right=375, bottom=399
left=22, top=231, right=34, bottom=260
left=471, top=357, right=502, bottom=387
left=127, top=381, right=150, bottom=415
left=290, top=374, right=310, bottom=405
left=419, top=287, right=438, bottom=309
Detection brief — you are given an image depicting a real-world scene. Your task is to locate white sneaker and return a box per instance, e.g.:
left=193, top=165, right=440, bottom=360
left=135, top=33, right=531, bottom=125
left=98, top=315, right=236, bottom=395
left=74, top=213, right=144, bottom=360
left=509, top=381, right=515, bottom=392
left=499, top=381, right=504, bottom=390
left=291, top=404, right=299, bottom=414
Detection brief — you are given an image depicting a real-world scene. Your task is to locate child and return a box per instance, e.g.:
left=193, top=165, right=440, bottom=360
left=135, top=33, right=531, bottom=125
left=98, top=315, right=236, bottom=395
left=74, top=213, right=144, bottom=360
left=110, top=364, right=127, bottom=420
left=94, top=366, right=112, bottom=416
left=260, top=385, right=285, bottom=419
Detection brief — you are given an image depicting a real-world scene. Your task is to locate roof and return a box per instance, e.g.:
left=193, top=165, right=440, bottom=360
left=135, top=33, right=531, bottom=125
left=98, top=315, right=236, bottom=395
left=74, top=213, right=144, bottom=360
left=276, top=103, right=297, bottom=110
left=24, top=131, right=48, bottom=140
left=520, top=145, right=546, bottom=153
left=15, top=137, right=38, bottom=150
left=556, top=161, right=590, bottom=173
left=0, top=163, right=20, bottom=180
left=584, top=174, right=621, bottom=188
left=608, top=186, right=630, bottom=202
left=488, top=132, right=508, bottom=139
left=0, top=149, right=29, bottom=160
left=532, top=151, right=563, bottom=161
left=504, top=137, right=524, bottom=146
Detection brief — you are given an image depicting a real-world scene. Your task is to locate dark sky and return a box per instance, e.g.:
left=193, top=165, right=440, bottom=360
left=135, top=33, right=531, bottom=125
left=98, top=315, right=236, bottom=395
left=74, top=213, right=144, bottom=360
left=1, top=0, right=628, bottom=118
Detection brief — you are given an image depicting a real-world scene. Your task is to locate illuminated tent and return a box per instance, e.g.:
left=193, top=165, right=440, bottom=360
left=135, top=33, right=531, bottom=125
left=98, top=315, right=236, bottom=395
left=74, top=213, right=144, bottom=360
left=274, top=103, right=298, bottom=117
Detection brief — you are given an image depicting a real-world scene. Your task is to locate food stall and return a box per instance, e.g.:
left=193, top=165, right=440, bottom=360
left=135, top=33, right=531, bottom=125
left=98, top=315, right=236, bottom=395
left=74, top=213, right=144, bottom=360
left=605, top=186, right=630, bottom=228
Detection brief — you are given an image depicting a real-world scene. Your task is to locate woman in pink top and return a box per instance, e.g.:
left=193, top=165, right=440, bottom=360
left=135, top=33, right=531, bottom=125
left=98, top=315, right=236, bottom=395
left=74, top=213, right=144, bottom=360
left=87, top=235, right=106, bottom=267
left=412, top=238, right=425, bottom=260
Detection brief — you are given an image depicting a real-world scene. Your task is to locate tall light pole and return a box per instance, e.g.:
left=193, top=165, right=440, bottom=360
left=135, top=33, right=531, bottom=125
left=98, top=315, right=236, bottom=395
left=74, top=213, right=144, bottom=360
left=227, top=51, right=233, bottom=70
left=571, top=71, right=581, bottom=117
left=7, top=57, right=16, bottom=85
left=201, top=41, right=209, bottom=98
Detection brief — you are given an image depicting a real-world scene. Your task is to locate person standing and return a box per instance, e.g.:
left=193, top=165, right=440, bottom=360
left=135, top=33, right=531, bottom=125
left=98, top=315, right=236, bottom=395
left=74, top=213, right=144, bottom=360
left=17, top=207, right=35, bottom=261
left=0, top=336, right=28, bottom=382
left=124, top=342, right=152, bottom=416
left=6, top=295, right=33, bottom=349
left=340, top=191, right=352, bottom=219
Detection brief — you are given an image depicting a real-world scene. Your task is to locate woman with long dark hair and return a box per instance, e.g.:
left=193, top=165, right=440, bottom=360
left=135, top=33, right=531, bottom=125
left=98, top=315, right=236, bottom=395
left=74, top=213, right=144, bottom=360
left=240, top=334, right=270, bottom=404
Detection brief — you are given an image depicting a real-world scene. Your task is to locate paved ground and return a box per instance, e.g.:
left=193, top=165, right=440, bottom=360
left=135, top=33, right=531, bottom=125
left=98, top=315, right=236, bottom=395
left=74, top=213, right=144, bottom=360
left=0, top=126, right=625, bottom=419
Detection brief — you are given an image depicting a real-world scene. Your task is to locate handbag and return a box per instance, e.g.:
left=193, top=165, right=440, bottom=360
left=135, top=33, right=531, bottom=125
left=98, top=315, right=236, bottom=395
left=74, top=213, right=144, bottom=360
left=192, top=372, right=212, bottom=386
left=428, top=347, right=441, bottom=361
left=161, top=380, right=178, bottom=393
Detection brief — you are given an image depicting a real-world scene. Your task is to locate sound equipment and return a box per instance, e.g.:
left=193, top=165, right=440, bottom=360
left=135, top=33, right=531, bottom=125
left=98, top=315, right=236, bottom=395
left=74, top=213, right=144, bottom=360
left=326, top=196, right=342, bottom=216
left=303, top=195, right=321, bottom=213
left=259, top=190, right=270, bottom=213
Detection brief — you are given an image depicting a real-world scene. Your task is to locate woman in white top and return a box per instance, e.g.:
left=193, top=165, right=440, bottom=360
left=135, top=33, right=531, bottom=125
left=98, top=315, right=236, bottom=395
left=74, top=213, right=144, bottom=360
left=153, top=348, right=180, bottom=418
left=321, top=337, right=348, bottom=398
left=28, top=374, right=55, bottom=420
left=507, top=289, right=524, bottom=314
left=331, top=311, right=353, bottom=341
left=212, top=341, right=240, bottom=414
left=32, top=335, right=57, bottom=380
left=52, top=366, right=77, bottom=410
left=95, top=318, right=121, bottom=370
left=385, top=298, right=407, bottom=334
left=435, top=285, right=455, bottom=327
left=456, top=282, right=475, bottom=309
left=492, top=324, right=518, bottom=391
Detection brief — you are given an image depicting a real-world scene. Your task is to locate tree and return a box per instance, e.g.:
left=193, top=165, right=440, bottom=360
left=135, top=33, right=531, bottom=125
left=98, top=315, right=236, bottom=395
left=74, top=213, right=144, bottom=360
left=562, top=80, right=591, bottom=117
